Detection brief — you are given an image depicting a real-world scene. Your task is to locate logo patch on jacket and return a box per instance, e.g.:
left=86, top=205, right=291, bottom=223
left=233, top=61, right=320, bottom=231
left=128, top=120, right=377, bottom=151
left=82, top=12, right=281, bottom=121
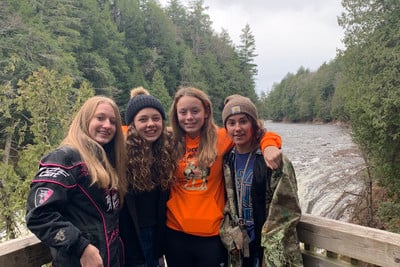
left=35, top=187, right=54, bottom=207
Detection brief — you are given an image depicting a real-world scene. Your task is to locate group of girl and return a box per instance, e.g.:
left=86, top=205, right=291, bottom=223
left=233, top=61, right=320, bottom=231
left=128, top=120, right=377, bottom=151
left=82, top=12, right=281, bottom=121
left=25, top=86, right=303, bottom=267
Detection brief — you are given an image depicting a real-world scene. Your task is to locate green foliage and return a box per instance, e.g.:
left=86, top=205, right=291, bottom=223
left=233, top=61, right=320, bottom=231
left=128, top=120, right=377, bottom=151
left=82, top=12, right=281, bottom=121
left=200, top=51, right=225, bottom=121
left=2, top=0, right=258, bottom=113
left=1, top=0, right=265, bottom=240
left=238, top=24, right=258, bottom=79
left=150, top=70, right=172, bottom=119
left=179, top=47, right=204, bottom=86
left=79, top=52, right=116, bottom=93
left=16, top=68, right=73, bottom=146
left=337, top=0, right=400, bottom=230
left=377, top=201, right=400, bottom=233
left=0, top=66, right=94, bottom=239
left=0, top=0, right=398, bottom=240
left=263, top=0, right=400, bottom=231
left=235, top=24, right=258, bottom=102
left=151, top=70, right=172, bottom=104
left=0, top=163, right=27, bottom=239
left=262, top=60, right=343, bottom=123
left=142, top=0, right=180, bottom=91
left=186, top=0, right=213, bottom=57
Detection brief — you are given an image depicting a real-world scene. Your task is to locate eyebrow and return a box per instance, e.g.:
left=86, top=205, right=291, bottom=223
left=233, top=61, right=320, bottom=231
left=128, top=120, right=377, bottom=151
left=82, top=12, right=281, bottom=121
left=94, top=112, right=116, bottom=119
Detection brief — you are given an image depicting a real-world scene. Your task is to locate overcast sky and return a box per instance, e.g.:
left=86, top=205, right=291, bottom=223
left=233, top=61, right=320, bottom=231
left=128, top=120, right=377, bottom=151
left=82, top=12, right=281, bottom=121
left=159, top=0, right=345, bottom=94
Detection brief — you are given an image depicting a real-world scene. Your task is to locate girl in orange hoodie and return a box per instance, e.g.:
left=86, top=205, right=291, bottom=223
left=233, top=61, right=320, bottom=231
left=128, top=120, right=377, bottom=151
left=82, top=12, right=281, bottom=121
left=164, top=87, right=282, bottom=267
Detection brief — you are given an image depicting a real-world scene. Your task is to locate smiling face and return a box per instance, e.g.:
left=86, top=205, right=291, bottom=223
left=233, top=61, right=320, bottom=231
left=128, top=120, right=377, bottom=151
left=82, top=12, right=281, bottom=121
left=88, top=103, right=117, bottom=146
left=225, top=113, right=254, bottom=153
left=133, top=107, right=163, bottom=144
left=176, top=95, right=208, bottom=138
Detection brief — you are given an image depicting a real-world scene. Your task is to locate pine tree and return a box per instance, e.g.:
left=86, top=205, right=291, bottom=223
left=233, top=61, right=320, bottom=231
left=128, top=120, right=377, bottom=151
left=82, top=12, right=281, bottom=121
left=150, top=69, right=172, bottom=116
left=237, top=24, right=258, bottom=101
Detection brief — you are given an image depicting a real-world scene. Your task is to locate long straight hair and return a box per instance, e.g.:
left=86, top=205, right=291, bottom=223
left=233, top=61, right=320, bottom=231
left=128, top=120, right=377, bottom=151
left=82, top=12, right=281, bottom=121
left=61, top=96, right=128, bottom=200
left=169, top=86, right=218, bottom=168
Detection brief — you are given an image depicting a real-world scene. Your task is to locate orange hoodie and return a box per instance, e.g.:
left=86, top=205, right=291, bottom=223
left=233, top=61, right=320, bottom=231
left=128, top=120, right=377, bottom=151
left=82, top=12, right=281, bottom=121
left=122, top=125, right=128, bottom=135
left=166, top=128, right=281, bottom=237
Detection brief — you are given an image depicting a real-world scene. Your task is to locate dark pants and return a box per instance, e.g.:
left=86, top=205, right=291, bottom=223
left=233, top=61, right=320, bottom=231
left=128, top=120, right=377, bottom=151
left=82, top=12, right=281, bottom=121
left=165, top=227, right=228, bottom=267
left=125, top=226, right=159, bottom=267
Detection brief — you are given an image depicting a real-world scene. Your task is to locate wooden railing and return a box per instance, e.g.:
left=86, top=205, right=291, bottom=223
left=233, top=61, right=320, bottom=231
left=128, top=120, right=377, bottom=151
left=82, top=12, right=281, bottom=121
left=299, top=214, right=400, bottom=266
left=1, top=214, right=400, bottom=267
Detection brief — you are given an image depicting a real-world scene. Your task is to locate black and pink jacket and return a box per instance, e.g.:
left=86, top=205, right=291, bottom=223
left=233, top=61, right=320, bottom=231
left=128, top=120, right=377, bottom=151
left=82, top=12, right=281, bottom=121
left=26, top=146, right=122, bottom=267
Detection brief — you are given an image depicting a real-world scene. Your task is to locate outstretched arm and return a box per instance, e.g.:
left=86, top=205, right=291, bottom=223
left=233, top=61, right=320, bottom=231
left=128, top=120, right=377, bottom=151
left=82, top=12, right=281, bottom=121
left=260, top=131, right=282, bottom=170
left=219, top=128, right=282, bottom=170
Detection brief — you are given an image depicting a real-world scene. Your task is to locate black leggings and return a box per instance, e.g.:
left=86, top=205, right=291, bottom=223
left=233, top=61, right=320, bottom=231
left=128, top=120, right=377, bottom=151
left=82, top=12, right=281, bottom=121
left=165, top=227, right=228, bottom=267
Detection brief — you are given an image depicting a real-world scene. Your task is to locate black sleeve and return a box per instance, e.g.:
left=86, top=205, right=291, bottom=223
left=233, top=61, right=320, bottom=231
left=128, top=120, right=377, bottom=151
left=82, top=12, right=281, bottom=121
left=25, top=148, right=90, bottom=256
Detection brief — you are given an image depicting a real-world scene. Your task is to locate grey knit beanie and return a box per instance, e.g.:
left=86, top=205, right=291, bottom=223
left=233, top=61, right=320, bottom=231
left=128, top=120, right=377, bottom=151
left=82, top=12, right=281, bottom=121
left=222, top=94, right=258, bottom=125
left=125, top=88, right=165, bottom=125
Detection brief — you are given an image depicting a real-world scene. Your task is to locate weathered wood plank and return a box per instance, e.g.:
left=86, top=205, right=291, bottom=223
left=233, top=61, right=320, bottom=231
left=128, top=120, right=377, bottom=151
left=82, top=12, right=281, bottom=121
left=302, top=251, right=355, bottom=267
left=297, top=214, right=400, bottom=267
left=1, top=214, right=400, bottom=267
left=0, top=234, right=51, bottom=267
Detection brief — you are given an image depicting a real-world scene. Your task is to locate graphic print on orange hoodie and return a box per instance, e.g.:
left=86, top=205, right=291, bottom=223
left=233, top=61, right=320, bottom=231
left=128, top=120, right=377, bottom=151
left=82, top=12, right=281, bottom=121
left=166, top=128, right=281, bottom=237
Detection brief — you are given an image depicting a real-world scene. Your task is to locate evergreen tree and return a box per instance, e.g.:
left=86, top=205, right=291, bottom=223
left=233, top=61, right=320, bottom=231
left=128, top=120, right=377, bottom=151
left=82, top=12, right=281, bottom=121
left=141, top=0, right=180, bottom=91
left=0, top=0, right=71, bottom=84
left=238, top=24, right=258, bottom=77
left=165, top=0, right=188, bottom=43
left=0, top=67, right=94, bottom=239
left=237, top=24, right=258, bottom=101
left=179, top=47, right=204, bottom=87
left=338, top=0, right=400, bottom=232
left=150, top=69, right=172, bottom=115
left=187, top=0, right=213, bottom=56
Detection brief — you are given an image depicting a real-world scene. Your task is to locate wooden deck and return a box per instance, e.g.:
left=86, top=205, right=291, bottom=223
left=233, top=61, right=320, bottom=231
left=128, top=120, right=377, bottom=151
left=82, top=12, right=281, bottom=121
left=1, top=214, right=400, bottom=267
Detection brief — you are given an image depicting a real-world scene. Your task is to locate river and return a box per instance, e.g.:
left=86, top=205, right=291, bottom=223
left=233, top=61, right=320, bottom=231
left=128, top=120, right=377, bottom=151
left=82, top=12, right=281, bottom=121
left=265, top=121, right=366, bottom=221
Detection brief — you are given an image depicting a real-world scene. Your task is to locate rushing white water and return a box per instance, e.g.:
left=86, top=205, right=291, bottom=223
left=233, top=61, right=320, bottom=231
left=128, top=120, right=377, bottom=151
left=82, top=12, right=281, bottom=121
left=265, top=121, right=366, bottom=221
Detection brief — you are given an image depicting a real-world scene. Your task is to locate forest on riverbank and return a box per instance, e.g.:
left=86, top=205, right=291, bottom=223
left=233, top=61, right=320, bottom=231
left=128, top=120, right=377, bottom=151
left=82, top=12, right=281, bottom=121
left=0, top=0, right=399, bottom=240
left=259, top=0, right=400, bottom=233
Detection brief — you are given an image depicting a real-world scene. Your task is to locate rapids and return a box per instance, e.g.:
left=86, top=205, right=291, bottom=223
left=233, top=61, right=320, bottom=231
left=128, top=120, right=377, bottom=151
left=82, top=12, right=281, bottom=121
left=265, top=121, right=366, bottom=221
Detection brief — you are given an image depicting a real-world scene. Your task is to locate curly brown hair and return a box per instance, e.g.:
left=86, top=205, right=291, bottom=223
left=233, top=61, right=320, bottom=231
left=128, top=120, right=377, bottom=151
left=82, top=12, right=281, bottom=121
left=126, top=115, right=177, bottom=192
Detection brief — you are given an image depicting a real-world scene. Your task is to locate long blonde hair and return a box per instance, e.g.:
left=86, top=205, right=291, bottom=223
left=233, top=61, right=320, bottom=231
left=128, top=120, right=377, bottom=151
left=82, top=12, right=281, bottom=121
left=169, top=86, right=218, bottom=168
left=61, top=96, right=128, bottom=200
